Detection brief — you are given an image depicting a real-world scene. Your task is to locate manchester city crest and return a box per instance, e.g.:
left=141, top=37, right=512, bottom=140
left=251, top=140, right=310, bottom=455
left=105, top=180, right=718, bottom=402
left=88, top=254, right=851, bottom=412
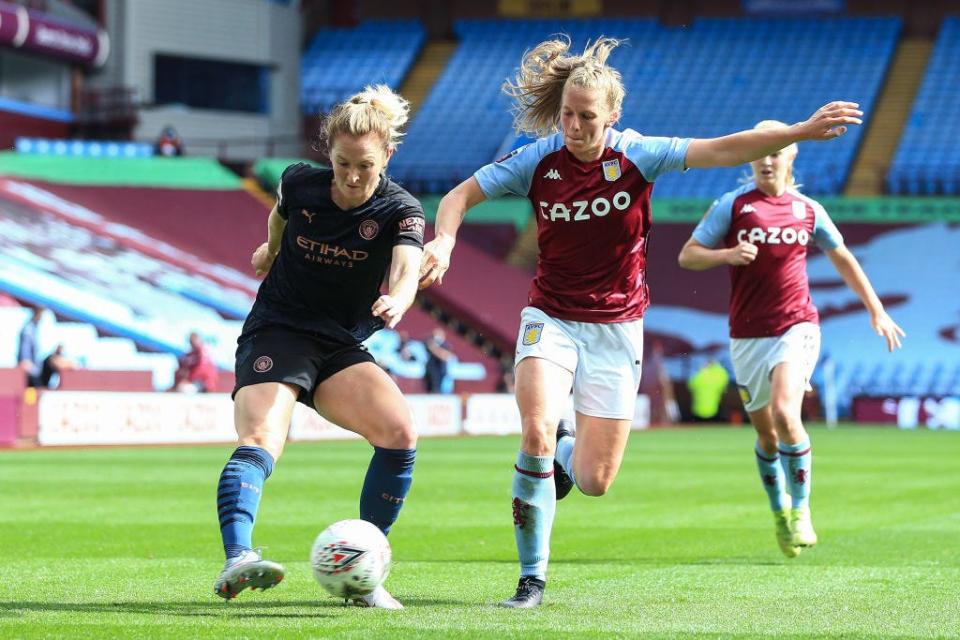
left=602, top=159, right=621, bottom=182
left=359, top=219, right=379, bottom=240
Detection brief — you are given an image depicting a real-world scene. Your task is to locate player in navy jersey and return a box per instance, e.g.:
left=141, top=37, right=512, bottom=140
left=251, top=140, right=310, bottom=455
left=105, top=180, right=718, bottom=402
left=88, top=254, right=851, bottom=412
left=213, top=86, right=424, bottom=609
left=418, top=36, right=864, bottom=608
left=678, top=120, right=905, bottom=557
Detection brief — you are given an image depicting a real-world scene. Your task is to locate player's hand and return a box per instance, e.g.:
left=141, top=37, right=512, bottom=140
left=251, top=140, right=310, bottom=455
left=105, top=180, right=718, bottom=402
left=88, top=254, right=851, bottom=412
left=418, top=235, right=455, bottom=289
left=798, top=101, right=863, bottom=141
left=726, top=241, right=758, bottom=266
left=372, top=294, right=405, bottom=329
left=251, top=243, right=277, bottom=277
left=871, top=310, right=906, bottom=352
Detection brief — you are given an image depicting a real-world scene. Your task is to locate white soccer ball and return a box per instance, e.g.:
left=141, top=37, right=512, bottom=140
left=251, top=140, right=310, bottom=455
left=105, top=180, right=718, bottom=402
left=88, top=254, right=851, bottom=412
left=310, top=519, right=391, bottom=598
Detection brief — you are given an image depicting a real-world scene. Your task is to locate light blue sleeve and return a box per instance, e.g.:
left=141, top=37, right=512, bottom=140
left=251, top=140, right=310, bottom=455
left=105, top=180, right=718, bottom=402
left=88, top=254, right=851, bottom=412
left=811, top=200, right=844, bottom=250
left=473, top=135, right=561, bottom=198
left=691, top=191, right=736, bottom=248
left=622, top=133, right=692, bottom=182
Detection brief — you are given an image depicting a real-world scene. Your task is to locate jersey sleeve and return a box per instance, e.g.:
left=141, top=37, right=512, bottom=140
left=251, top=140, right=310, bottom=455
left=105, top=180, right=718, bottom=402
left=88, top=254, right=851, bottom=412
left=276, top=163, right=310, bottom=220
left=394, top=205, right=425, bottom=249
left=473, top=135, right=561, bottom=198
left=622, top=132, right=692, bottom=182
left=691, top=191, right=736, bottom=248
left=811, top=200, right=843, bottom=250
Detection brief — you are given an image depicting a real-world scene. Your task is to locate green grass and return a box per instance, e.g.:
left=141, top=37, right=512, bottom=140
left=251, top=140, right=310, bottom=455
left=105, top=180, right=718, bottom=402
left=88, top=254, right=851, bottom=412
left=2, top=426, right=958, bottom=639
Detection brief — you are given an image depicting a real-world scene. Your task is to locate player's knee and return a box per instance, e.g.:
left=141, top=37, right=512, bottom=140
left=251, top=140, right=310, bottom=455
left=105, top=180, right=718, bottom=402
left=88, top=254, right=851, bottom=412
left=575, top=464, right=616, bottom=496
left=578, top=474, right=612, bottom=497
left=769, top=400, right=793, bottom=427
left=239, top=432, right=285, bottom=461
left=372, top=415, right=417, bottom=449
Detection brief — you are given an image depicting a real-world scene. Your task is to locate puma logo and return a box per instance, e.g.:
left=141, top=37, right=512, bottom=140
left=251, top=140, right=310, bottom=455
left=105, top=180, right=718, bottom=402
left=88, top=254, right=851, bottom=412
left=301, top=209, right=315, bottom=223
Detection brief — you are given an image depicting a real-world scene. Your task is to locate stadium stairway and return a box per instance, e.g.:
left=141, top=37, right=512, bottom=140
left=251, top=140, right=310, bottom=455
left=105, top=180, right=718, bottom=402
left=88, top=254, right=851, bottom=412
left=399, top=39, right=458, bottom=117
left=846, top=36, right=933, bottom=195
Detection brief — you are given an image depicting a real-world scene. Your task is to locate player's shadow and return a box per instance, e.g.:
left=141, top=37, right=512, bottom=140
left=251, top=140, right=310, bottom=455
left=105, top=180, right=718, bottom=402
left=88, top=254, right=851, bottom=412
left=0, top=601, right=334, bottom=619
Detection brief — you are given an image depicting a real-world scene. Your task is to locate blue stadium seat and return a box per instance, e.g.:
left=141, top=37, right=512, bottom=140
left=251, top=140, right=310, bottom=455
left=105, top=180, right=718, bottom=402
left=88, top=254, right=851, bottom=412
left=391, top=17, right=901, bottom=196
left=300, top=20, right=425, bottom=115
left=889, top=19, right=960, bottom=194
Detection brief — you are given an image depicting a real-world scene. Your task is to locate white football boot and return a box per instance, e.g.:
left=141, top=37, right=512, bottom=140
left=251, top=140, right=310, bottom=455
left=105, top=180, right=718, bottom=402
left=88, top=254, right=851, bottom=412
left=351, top=585, right=404, bottom=609
left=214, top=549, right=285, bottom=600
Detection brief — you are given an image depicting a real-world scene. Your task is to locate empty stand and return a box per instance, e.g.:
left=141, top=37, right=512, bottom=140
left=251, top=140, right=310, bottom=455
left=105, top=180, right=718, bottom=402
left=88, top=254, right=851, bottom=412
left=391, top=17, right=901, bottom=197
left=301, top=20, right=425, bottom=115
left=887, top=17, right=960, bottom=195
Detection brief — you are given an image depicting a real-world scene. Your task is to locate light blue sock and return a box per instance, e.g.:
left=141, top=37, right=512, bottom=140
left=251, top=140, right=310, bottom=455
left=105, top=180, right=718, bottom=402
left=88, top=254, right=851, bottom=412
left=555, top=435, right=577, bottom=488
left=754, top=443, right=787, bottom=511
left=779, top=439, right=812, bottom=510
left=512, top=452, right=555, bottom=580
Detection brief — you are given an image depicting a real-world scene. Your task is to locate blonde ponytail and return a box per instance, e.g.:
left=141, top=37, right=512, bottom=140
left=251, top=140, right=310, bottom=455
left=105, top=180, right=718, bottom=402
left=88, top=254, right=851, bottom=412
left=322, top=84, right=410, bottom=150
left=503, top=36, right=626, bottom=137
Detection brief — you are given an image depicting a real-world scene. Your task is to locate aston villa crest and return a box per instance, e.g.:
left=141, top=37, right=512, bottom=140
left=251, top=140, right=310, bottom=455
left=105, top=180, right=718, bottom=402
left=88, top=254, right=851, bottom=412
left=792, top=201, right=807, bottom=220
left=602, top=159, right=621, bottom=182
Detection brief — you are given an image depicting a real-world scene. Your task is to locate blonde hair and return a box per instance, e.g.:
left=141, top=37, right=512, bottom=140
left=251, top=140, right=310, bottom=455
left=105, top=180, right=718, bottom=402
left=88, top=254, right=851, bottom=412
left=322, top=84, right=410, bottom=150
left=749, top=119, right=800, bottom=189
left=502, top=36, right=626, bottom=137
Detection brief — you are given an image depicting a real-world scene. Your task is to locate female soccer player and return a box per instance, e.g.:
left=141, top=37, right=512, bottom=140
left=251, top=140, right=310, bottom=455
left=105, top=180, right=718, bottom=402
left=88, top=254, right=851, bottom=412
left=678, top=120, right=904, bottom=558
left=418, top=37, right=863, bottom=608
left=213, top=85, right=424, bottom=609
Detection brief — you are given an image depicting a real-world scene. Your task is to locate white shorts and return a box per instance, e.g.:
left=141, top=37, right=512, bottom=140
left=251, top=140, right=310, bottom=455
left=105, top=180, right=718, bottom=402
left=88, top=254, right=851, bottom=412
left=730, top=322, right=821, bottom=413
left=515, top=306, right=644, bottom=420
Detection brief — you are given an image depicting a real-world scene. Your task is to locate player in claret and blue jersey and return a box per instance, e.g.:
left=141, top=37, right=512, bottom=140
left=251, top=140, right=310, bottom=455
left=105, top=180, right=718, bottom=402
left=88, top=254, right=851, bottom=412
left=679, top=120, right=905, bottom=558
left=418, top=35, right=865, bottom=608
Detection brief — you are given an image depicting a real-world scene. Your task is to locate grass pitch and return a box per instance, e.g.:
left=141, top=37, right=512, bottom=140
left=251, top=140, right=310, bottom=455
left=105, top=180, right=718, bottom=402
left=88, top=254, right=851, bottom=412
left=2, top=426, right=958, bottom=639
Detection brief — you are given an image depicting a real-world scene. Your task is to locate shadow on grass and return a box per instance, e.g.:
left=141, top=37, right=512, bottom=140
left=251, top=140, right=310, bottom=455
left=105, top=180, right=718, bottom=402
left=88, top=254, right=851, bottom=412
left=0, top=596, right=470, bottom=618
left=0, top=600, right=335, bottom=619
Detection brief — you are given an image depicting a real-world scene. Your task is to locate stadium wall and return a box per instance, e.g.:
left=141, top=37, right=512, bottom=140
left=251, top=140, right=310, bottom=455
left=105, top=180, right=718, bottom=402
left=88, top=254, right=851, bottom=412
left=91, top=0, right=302, bottom=158
left=25, top=391, right=649, bottom=447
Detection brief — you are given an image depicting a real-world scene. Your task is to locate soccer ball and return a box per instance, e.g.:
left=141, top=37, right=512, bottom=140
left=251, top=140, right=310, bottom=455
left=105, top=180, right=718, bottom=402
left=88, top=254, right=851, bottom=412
left=310, top=519, right=391, bottom=598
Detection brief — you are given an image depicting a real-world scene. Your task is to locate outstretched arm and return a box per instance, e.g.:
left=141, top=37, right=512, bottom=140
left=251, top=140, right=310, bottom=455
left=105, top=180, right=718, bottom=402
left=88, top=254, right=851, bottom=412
left=685, top=101, right=863, bottom=169
left=418, top=177, right=487, bottom=288
left=826, top=245, right=905, bottom=352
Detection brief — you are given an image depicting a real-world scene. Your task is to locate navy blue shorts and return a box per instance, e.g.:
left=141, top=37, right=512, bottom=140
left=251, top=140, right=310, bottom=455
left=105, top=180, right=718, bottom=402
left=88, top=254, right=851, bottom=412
left=233, top=327, right=375, bottom=409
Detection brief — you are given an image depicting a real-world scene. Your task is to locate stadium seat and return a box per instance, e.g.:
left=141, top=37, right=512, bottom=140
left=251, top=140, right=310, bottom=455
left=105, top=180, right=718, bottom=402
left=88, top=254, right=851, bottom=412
left=390, top=17, right=900, bottom=196
left=888, top=18, right=960, bottom=194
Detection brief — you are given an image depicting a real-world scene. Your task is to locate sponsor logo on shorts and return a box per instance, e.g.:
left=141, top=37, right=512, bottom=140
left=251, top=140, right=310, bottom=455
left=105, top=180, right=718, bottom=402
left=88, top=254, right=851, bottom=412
left=253, top=356, right=273, bottom=373
left=521, top=322, right=544, bottom=346
left=359, top=220, right=379, bottom=240
left=738, top=384, right=751, bottom=405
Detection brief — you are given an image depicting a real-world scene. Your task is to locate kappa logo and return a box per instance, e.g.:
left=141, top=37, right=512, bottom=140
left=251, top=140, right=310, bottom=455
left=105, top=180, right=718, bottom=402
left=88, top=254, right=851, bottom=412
left=740, top=204, right=756, bottom=215
left=521, top=322, right=544, bottom=346
left=543, top=168, right=562, bottom=180
left=253, top=356, right=273, bottom=373
left=602, top=159, right=621, bottom=182
left=301, top=209, right=316, bottom=223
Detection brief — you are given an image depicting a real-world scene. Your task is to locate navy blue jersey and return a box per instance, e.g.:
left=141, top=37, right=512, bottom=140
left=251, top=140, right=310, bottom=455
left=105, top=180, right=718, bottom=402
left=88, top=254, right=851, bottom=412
left=242, top=163, right=424, bottom=344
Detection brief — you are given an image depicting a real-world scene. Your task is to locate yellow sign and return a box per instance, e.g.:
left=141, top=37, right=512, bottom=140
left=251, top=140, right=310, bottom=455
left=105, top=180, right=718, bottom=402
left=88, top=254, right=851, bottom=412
left=498, top=0, right=602, bottom=18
